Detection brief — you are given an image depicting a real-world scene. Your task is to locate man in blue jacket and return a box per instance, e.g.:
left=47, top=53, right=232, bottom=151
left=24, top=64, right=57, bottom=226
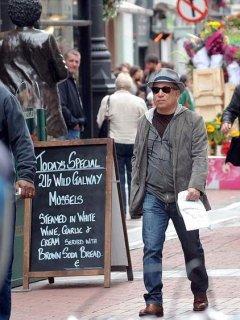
left=0, top=84, right=36, bottom=320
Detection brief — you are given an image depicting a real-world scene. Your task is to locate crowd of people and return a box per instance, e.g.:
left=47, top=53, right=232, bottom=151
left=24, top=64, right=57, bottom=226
left=1, top=1, right=239, bottom=320
left=96, top=54, right=196, bottom=217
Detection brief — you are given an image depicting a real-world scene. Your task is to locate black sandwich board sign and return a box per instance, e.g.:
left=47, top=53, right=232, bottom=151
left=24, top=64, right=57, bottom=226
left=23, top=139, right=133, bottom=289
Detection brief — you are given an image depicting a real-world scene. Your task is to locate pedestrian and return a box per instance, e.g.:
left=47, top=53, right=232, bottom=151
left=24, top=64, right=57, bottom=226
left=0, top=0, right=68, bottom=139
left=129, top=68, right=210, bottom=317
left=114, top=63, right=131, bottom=77
left=179, top=74, right=195, bottom=111
left=221, top=84, right=240, bottom=134
left=129, top=65, right=145, bottom=98
left=58, top=49, right=86, bottom=140
left=0, top=84, right=36, bottom=320
left=97, top=72, right=147, bottom=216
left=143, top=54, right=160, bottom=84
left=0, top=142, right=12, bottom=292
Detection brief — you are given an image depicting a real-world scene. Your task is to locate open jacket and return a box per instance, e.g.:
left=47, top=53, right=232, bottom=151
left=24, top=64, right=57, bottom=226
left=0, top=85, right=36, bottom=185
left=129, top=106, right=211, bottom=216
left=222, top=84, right=240, bottom=124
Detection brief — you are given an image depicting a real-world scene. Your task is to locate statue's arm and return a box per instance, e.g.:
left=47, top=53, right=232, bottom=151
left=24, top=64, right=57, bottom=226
left=48, top=34, right=68, bottom=83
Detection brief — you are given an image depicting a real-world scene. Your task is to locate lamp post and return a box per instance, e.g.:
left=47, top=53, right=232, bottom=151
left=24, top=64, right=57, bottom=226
left=91, top=0, right=115, bottom=137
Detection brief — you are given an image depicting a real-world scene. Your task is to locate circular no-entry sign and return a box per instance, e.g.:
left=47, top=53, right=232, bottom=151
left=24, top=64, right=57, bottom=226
left=177, top=0, right=208, bottom=23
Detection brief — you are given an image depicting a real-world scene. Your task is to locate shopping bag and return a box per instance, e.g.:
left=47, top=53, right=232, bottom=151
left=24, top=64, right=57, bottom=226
left=98, top=95, right=111, bottom=138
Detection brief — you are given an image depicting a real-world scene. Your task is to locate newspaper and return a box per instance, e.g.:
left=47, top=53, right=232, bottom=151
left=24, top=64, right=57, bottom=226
left=177, top=190, right=211, bottom=231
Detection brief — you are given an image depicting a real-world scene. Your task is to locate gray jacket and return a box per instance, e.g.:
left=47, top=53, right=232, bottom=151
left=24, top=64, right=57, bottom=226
left=129, top=106, right=211, bottom=216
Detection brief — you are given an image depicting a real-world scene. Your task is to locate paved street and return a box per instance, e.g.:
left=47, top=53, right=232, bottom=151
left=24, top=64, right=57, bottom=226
left=12, top=190, right=240, bottom=320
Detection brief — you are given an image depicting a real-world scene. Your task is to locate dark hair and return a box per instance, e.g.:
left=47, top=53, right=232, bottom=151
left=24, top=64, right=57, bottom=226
left=8, top=0, right=42, bottom=27
left=180, top=74, right=188, bottom=84
left=145, top=54, right=159, bottom=64
left=161, top=61, right=174, bottom=70
left=130, top=65, right=141, bottom=78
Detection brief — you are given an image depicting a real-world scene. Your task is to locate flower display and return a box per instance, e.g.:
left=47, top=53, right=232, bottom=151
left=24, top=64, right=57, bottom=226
left=205, top=30, right=224, bottom=55
left=223, top=45, right=239, bottom=64
left=206, top=114, right=226, bottom=146
left=200, top=20, right=223, bottom=41
left=184, top=16, right=240, bottom=84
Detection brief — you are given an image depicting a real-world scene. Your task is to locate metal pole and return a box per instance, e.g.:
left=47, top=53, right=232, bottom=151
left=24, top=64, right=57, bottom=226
left=78, top=0, right=93, bottom=138
left=91, top=0, right=115, bottom=138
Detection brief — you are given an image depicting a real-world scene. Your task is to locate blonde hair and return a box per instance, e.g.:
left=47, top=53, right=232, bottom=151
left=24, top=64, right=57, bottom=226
left=64, top=49, right=81, bottom=60
left=115, top=72, right=133, bottom=91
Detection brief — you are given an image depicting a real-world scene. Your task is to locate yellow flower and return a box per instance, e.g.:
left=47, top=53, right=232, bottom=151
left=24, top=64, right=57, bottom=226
left=215, top=117, right=221, bottom=125
left=208, top=21, right=221, bottom=29
left=207, top=124, right=215, bottom=133
left=230, top=130, right=240, bottom=137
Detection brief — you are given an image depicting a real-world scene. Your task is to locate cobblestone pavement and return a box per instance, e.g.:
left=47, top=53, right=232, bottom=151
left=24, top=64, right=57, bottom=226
left=11, top=190, right=240, bottom=320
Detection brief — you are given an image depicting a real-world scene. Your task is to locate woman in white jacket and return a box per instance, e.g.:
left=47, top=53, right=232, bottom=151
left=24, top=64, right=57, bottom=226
left=97, top=72, right=148, bottom=216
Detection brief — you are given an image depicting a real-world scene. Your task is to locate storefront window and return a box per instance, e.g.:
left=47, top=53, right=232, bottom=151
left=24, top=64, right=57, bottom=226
left=41, top=0, right=79, bottom=53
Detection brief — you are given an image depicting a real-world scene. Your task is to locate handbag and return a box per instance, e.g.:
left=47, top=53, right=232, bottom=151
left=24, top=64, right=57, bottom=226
left=98, top=95, right=111, bottom=138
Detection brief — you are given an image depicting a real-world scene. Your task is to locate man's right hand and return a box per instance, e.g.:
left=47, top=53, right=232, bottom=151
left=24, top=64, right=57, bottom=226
left=221, top=122, right=232, bottom=134
left=15, top=180, right=35, bottom=199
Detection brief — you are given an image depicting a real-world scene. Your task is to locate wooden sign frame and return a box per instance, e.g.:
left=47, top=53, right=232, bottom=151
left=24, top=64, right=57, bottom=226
left=23, top=138, right=133, bottom=289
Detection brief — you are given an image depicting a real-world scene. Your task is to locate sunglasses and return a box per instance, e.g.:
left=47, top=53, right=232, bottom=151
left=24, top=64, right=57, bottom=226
left=151, top=86, right=177, bottom=94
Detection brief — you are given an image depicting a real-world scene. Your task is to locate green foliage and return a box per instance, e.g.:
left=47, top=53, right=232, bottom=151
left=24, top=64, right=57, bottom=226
left=103, top=0, right=122, bottom=20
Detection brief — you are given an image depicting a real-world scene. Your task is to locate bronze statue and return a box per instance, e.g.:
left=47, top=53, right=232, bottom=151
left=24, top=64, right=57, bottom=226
left=0, top=0, right=68, bottom=138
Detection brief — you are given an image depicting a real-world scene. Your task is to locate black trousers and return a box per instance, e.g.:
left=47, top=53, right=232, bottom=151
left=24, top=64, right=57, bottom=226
left=115, top=143, right=134, bottom=214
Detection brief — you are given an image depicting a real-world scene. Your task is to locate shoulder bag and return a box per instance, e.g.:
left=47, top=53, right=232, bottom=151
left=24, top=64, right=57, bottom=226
left=98, top=95, right=111, bottom=138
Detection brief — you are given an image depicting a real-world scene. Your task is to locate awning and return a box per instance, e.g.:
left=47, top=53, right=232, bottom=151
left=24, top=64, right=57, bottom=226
left=117, top=1, right=153, bottom=16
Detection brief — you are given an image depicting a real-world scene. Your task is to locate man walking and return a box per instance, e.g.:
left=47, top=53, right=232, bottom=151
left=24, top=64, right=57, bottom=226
left=0, top=84, right=36, bottom=320
left=130, top=69, right=210, bottom=317
left=58, top=49, right=86, bottom=140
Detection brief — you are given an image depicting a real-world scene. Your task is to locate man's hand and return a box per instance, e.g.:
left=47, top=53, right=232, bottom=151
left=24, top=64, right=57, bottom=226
left=186, top=188, right=200, bottom=201
left=15, top=180, right=35, bottom=199
left=221, top=122, right=232, bottom=134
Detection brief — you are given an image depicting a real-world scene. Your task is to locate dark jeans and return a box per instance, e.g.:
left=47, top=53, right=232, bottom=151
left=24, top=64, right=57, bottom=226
left=0, top=203, right=15, bottom=320
left=66, top=129, right=80, bottom=140
left=115, top=143, right=134, bottom=214
left=142, top=192, right=208, bottom=305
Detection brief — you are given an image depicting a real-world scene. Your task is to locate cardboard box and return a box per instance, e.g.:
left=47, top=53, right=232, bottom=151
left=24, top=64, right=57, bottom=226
left=193, top=68, right=224, bottom=98
left=224, top=82, right=236, bottom=108
left=195, top=105, right=223, bottom=121
left=195, top=95, right=223, bottom=107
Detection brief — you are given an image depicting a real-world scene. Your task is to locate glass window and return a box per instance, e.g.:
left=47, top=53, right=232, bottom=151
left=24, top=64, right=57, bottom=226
left=41, top=0, right=79, bottom=53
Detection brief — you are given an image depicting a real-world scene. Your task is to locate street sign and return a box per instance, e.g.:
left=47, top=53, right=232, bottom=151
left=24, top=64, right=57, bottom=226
left=177, top=0, right=208, bottom=23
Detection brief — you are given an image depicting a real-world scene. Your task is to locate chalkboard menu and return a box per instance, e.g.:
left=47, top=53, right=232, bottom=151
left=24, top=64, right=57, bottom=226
left=31, top=143, right=106, bottom=271
left=23, top=139, right=133, bottom=289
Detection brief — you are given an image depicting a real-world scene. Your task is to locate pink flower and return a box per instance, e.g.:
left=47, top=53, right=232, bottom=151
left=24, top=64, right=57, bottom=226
left=224, top=45, right=239, bottom=64
left=205, top=30, right=224, bottom=55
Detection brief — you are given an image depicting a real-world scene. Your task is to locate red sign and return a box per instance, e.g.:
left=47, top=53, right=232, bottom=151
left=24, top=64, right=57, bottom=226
left=177, top=0, right=208, bottom=23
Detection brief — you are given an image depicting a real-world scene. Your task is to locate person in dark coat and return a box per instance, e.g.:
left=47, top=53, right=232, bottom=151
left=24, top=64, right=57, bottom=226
left=58, top=49, right=86, bottom=139
left=0, top=84, right=36, bottom=320
left=0, top=0, right=68, bottom=138
left=221, top=84, right=240, bottom=134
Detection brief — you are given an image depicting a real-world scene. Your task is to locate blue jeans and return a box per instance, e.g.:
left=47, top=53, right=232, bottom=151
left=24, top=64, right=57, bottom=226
left=67, top=129, right=80, bottom=140
left=0, top=203, right=15, bottom=320
left=115, top=143, right=134, bottom=214
left=142, top=192, right=208, bottom=305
